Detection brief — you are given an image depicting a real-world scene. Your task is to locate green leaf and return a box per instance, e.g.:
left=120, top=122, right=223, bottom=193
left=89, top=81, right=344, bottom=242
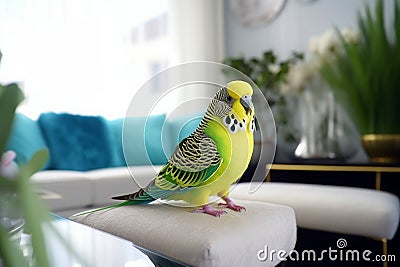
left=395, top=0, right=400, bottom=45
left=17, top=166, right=51, bottom=267
left=6, top=147, right=51, bottom=267
left=223, top=50, right=304, bottom=97
left=0, top=176, right=16, bottom=191
left=0, top=84, right=24, bottom=153
left=21, top=149, right=49, bottom=180
left=321, top=0, right=400, bottom=134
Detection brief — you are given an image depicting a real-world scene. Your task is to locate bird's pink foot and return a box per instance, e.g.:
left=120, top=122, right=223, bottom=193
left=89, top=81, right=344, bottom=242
left=218, top=197, right=246, bottom=212
left=193, top=204, right=226, bottom=217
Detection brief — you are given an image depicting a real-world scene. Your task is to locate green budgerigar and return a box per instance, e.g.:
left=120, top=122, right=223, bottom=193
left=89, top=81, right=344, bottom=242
left=77, top=80, right=255, bottom=217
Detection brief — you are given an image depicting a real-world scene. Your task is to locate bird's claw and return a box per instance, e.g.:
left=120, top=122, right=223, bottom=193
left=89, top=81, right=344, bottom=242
left=193, top=205, right=227, bottom=217
left=218, top=202, right=246, bottom=212
left=219, top=196, right=246, bottom=212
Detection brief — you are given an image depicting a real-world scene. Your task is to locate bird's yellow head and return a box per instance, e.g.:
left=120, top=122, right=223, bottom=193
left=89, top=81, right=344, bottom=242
left=226, top=80, right=253, bottom=99
left=226, top=80, right=254, bottom=116
left=208, top=80, right=255, bottom=134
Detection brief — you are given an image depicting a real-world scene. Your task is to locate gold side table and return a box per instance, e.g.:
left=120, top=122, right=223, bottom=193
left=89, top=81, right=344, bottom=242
left=266, top=163, right=400, bottom=267
left=266, top=164, right=400, bottom=190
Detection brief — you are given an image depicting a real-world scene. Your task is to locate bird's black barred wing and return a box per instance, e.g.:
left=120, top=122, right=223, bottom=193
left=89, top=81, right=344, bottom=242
left=155, top=131, right=222, bottom=191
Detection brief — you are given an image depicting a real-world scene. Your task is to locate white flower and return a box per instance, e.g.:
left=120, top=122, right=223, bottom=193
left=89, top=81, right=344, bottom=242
left=308, top=28, right=359, bottom=57
left=308, top=36, right=320, bottom=54
left=320, top=29, right=341, bottom=55
left=280, top=57, right=325, bottom=94
left=281, top=27, right=359, bottom=95
left=340, top=28, right=359, bottom=43
left=289, top=64, right=306, bottom=90
left=268, top=64, right=280, bottom=74
left=280, top=61, right=309, bottom=94
left=308, top=29, right=340, bottom=56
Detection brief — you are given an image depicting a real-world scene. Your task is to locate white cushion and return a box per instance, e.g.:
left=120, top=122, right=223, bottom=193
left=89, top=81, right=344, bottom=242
left=230, top=182, right=400, bottom=239
left=31, top=170, right=92, bottom=211
left=71, top=200, right=296, bottom=267
left=86, top=166, right=162, bottom=206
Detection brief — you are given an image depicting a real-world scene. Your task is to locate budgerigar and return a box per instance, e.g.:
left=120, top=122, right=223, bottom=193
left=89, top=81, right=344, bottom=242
left=77, top=80, right=255, bottom=217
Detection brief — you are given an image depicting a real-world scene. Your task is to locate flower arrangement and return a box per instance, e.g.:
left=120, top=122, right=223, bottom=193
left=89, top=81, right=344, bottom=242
left=274, top=28, right=361, bottom=160
left=280, top=28, right=359, bottom=95
left=320, top=0, right=400, bottom=135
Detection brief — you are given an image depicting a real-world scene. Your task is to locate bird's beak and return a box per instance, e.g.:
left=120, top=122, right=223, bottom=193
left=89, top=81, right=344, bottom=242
left=240, top=95, right=253, bottom=114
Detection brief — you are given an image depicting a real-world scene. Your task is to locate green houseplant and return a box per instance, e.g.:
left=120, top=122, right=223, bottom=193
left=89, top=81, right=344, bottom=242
left=321, top=0, right=400, bottom=162
left=0, top=50, right=52, bottom=266
left=1, top=50, right=92, bottom=266
left=224, top=50, right=303, bottom=106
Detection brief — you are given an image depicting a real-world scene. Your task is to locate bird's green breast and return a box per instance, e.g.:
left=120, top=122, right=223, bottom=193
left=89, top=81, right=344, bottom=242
left=202, top=116, right=253, bottom=187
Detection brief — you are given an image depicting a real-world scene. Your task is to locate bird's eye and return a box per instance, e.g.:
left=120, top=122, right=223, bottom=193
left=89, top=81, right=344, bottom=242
left=227, top=95, right=232, bottom=102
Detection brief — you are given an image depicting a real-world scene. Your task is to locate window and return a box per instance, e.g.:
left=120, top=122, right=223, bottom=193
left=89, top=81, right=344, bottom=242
left=0, top=0, right=169, bottom=119
left=0, top=0, right=224, bottom=119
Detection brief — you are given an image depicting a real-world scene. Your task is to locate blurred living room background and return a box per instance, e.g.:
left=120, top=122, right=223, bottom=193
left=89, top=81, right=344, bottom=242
left=2, top=0, right=397, bottom=162
left=0, top=0, right=391, bottom=116
left=1, top=1, right=399, bottom=266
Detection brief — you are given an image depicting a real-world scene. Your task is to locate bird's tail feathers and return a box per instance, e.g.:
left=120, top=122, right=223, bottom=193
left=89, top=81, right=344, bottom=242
left=70, top=201, right=128, bottom=217
left=70, top=198, right=152, bottom=218
left=111, top=186, right=156, bottom=201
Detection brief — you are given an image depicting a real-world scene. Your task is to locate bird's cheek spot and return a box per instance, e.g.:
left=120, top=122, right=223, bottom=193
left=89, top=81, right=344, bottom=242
left=250, top=118, right=256, bottom=132
left=224, top=116, right=231, bottom=126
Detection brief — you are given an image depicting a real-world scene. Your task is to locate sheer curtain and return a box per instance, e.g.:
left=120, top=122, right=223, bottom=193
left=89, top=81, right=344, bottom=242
left=162, top=0, right=225, bottom=116
left=0, top=0, right=224, bottom=119
left=168, top=0, right=224, bottom=64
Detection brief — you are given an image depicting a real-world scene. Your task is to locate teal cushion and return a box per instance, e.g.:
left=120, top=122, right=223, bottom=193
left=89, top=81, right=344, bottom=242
left=6, top=113, right=49, bottom=169
left=112, top=114, right=168, bottom=166
left=108, top=118, right=125, bottom=166
left=164, top=114, right=202, bottom=158
left=38, top=113, right=118, bottom=171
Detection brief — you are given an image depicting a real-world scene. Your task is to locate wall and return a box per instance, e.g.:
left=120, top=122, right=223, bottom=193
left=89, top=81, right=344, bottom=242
left=224, top=0, right=395, bottom=60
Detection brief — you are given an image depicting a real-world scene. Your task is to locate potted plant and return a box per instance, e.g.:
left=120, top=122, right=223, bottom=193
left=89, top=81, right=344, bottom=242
left=0, top=50, right=54, bottom=266
left=224, top=50, right=303, bottom=106
left=0, top=50, right=89, bottom=266
left=321, top=0, right=400, bottom=162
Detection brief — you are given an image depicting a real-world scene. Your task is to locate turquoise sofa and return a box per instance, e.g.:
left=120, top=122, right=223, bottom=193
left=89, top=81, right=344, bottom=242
left=6, top=112, right=201, bottom=217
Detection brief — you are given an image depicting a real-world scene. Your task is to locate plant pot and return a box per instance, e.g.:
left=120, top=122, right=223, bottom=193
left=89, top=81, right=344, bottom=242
left=361, top=134, right=400, bottom=163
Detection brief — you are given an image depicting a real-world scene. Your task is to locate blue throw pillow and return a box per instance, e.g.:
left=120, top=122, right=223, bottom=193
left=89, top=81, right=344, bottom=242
left=6, top=113, right=50, bottom=169
left=38, top=113, right=118, bottom=171
left=110, top=114, right=168, bottom=166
